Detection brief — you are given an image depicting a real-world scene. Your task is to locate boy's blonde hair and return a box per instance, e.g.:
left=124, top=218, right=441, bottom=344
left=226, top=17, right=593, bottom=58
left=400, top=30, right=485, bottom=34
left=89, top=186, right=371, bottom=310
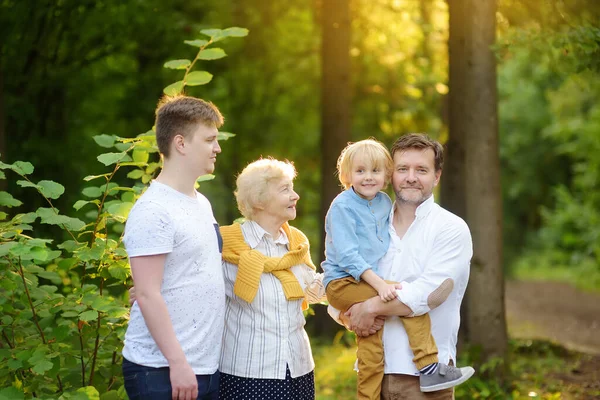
left=337, top=139, right=393, bottom=190
left=235, top=158, right=297, bottom=220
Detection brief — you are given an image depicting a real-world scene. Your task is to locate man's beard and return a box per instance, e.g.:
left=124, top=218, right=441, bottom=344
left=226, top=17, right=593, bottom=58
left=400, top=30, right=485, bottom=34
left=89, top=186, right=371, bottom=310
left=395, top=187, right=430, bottom=205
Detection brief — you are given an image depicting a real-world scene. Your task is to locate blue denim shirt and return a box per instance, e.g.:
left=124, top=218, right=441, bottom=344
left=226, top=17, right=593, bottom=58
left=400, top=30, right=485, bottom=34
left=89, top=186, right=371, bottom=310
left=322, top=188, right=392, bottom=288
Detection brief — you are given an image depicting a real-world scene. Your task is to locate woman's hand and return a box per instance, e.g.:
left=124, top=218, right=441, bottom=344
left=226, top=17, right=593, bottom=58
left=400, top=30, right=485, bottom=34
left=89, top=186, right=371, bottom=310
left=128, top=286, right=137, bottom=306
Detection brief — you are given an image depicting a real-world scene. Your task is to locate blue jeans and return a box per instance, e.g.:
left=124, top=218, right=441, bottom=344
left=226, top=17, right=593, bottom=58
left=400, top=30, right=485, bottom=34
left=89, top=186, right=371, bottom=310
left=122, top=358, right=220, bottom=400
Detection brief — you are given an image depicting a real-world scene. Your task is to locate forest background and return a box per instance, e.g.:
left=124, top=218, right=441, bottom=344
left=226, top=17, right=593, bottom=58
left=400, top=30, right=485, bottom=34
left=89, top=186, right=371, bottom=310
left=1, top=0, right=599, bottom=398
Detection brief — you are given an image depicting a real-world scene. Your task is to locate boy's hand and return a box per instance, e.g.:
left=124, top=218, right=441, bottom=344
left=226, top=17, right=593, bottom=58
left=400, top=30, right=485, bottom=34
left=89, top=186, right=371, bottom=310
left=378, top=283, right=400, bottom=302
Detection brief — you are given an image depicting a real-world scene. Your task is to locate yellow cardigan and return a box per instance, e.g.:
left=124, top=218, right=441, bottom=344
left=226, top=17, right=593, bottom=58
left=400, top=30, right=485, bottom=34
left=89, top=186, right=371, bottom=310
left=220, top=222, right=316, bottom=307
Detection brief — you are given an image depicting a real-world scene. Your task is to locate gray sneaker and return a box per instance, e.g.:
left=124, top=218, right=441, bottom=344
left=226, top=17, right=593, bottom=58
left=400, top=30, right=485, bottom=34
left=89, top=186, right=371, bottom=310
left=419, top=363, right=475, bottom=392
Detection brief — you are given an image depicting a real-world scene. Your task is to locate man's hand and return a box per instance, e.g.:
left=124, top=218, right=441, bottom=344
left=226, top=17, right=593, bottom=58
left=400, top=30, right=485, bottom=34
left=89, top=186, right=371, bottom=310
left=339, top=308, right=385, bottom=336
left=169, top=360, right=198, bottom=400
left=345, top=299, right=379, bottom=337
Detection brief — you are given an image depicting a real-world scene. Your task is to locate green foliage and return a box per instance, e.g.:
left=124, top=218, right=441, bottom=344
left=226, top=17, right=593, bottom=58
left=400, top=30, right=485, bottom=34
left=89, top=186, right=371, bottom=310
left=313, top=338, right=588, bottom=399
left=0, top=27, right=243, bottom=399
left=497, top=22, right=600, bottom=269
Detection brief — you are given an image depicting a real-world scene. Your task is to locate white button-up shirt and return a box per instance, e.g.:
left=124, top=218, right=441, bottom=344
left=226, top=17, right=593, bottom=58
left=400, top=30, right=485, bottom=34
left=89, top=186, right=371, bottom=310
left=381, top=195, right=472, bottom=375
left=219, top=221, right=326, bottom=379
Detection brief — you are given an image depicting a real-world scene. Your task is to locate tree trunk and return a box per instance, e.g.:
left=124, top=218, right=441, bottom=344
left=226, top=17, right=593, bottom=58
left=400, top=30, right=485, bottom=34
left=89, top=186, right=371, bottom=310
left=462, top=0, right=509, bottom=375
left=444, top=0, right=469, bottom=348
left=312, top=0, right=352, bottom=338
left=0, top=68, right=4, bottom=192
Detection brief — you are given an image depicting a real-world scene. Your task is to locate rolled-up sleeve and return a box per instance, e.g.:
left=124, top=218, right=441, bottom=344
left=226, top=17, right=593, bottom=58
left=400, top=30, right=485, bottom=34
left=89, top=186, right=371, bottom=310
left=327, top=204, right=373, bottom=281
left=396, top=220, right=473, bottom=316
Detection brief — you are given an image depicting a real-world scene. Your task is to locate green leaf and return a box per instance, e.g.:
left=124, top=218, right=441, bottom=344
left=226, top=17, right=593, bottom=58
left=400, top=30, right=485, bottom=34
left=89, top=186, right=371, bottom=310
left=16, top=180, right=38, bottom=189
left=0, top=242, right=17, bottom=257
left=12, top=212, right=37, bottom=224
left=0, top=170, right=5, bottom=179
left=163, top=81, right=184, bottom=96
left=132, top=149, right=149, bottom=163
left=93, top=134, right=117, bottom=148
left=127, top=169, right=144, bottom=179
left=97, top=152, right=127, bottom=166
left=0, top=212, right=6, bottom=220
left=83, top=173, right=110, bottom=182
left=107, top=202, right=134, bottom=221
left=82, top=186, right=103, bottom=198
left=11, top=161, right=34, bottom=175
left=197, top=48, right=226, bottom=60
left=38, top=270, right=62, bottom=284
left=69, top=386, right=101, bottom=400
left=0, top=191, right=22, bottom=207
left=197, top=174, right=215, bottom=183
left=108, top=263, right=130, bottom=281
left=200, top=28, right=223, bottom=39
left=79, top=310, right=98, bottom=322
left=99, top=390, right=120, bottom=400
left=186, top=71, right=213, bottom=86
left=32, top=359, right=53, bottom=374
left=183, top=39, right=208, bottom=47
left=74, top=200, right=94, bottom=211
left=222, top=27, right=249, bottom=37
left=164, top=59, right=191, bottom=70
left=217, top=131, right=236, bottom=141
left=36, top=207, right=85, bottom=231
left=0, top=387, right=24, bottom=400
left=38, top=180, right=65, bottom=199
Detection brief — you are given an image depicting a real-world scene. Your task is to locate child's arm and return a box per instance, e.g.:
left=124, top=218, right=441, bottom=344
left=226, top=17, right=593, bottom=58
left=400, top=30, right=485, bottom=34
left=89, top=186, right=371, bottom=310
left=361, top=269, right=402, bottom=302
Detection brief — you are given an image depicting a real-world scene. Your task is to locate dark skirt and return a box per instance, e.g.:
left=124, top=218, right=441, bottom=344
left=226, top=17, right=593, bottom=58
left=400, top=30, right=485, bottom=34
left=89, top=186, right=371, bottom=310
left=219, top=366, right=315, bottom=400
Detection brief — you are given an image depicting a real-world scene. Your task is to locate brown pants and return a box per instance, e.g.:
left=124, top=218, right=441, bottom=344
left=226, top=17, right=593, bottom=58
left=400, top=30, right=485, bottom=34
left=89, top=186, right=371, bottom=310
left=327, top=277, right=439, bottom=400
left=382, top=374, right=454, bottom=400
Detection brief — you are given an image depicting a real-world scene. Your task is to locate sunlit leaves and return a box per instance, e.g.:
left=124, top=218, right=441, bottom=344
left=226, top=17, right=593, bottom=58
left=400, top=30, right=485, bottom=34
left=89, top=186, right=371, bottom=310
left=200, top=27, right=249, bottom=43
left=97, top=152, right=127, bottom=166
left=186, top=71, right=213, bottom=86
left=106, top=202, right=133, bottom=222
left=164, top=59, right=191, bottom=70
left=0, top=161, right=35, bottom=176
left=197, top=48, right=226, bottom=60
left=196, top=174, right=215, bottom=183
left=217, top=131, right=236, bottom=141
left=184, top=39, right=208, bottom=47
left=132, top=149, right=149, bottom=163
left=163, top=80, right=184, bottom=96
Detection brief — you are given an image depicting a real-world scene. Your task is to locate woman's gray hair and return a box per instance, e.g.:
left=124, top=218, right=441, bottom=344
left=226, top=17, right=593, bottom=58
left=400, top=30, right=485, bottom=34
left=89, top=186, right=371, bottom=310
left=235, top=158, right=297, bottom=220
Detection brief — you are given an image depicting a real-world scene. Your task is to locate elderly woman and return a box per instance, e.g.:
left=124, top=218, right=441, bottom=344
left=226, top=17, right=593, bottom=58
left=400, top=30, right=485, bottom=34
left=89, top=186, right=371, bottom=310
left=130, top=158, right=325, bottom=399
left=218, top=158, right=325, bottom=399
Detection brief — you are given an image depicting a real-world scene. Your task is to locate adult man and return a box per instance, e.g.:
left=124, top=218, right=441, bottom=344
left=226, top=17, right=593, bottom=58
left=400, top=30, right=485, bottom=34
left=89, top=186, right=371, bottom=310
left=339, top=133, right=474, bottom=399
left=122, top=95, right=226, bottom=400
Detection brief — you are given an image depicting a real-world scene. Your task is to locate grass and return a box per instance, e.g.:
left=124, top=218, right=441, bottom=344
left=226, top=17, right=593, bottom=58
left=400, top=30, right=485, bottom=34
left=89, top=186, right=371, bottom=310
left=313, top=337, right=597, bottom=399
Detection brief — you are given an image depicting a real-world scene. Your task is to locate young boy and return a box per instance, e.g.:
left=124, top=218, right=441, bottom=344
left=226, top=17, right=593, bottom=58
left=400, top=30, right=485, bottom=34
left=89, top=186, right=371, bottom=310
left=121, top=95, right=226, bottom=400
left=322, top=139, right=473, bottom=400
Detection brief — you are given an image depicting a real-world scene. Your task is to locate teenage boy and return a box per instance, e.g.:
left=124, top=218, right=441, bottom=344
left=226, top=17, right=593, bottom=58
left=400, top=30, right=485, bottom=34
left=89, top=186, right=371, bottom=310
left=121, top=95, right=226, bottom=400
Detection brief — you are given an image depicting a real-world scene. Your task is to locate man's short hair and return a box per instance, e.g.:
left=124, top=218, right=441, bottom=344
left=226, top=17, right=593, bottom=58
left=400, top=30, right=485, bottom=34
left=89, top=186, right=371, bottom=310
left=337, top=139, right=393, bottom=190
left=235, top=158, right=297, bottom=220
left=390, top=133, right=444, bottom=172
left=155, top=95, right=224, bottom=157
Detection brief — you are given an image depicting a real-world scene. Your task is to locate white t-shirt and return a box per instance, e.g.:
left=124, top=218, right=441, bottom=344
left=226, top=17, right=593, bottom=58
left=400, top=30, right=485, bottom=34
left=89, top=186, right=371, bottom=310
left=122, top=181, right=225, bottom=375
